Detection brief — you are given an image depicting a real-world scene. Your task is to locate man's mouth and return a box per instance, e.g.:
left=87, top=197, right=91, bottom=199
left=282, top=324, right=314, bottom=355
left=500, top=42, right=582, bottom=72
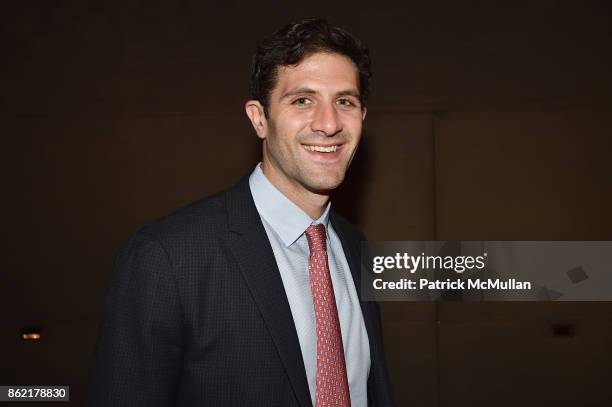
left=302, top=144, right=339, bottom=153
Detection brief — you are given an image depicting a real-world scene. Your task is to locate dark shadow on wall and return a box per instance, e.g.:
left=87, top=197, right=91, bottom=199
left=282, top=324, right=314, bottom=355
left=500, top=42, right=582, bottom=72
left=333, top=128, right=372, bottom=226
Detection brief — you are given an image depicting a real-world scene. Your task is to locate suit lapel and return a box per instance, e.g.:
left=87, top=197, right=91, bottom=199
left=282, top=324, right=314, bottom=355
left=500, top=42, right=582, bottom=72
left=226, top=177, right=313, bottom=407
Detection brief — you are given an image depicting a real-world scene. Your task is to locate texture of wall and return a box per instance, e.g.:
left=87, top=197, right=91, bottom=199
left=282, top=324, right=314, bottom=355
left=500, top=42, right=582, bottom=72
left=2, top=2, right=611, bottom=406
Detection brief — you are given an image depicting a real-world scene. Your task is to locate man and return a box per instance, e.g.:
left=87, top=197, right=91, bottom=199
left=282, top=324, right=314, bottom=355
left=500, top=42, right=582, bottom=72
left=88, top=18, right=393, bottom=407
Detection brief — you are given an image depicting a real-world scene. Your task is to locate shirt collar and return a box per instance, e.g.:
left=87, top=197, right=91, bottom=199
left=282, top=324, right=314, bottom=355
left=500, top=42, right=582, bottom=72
left=249, top=163, right=331, bottom=247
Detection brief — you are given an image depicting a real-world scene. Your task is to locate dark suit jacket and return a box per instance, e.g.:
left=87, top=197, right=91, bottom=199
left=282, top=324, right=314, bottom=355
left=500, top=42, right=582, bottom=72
left=88, top=175, right=393, bottom=406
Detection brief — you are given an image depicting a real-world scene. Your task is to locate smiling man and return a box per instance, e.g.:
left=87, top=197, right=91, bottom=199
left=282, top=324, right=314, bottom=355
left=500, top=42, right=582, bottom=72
left=89, top=18, right=393, bottom=407
left=246, top=51, right=365, bottom=218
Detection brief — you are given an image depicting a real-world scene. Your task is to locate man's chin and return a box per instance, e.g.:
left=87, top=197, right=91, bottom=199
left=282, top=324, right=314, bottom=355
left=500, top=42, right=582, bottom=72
left=302, top=176, right=345, bottom=195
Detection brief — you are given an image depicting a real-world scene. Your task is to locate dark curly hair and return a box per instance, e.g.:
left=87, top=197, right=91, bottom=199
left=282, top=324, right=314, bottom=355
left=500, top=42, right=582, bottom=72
left=250, top=18, right=372, bottom=118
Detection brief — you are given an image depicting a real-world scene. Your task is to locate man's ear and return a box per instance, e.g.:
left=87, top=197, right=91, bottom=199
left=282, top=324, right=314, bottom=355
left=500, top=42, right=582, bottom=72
left=361, top=106, right=367, bottom=121
left=245, top=100, right=267, bottom=140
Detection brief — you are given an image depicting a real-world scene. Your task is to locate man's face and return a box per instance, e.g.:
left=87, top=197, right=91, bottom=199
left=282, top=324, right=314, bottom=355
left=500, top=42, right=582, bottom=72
left=249, top=52, right=366, bottom=197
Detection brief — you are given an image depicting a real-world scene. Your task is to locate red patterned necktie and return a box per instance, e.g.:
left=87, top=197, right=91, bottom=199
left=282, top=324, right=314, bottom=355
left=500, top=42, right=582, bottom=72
left=305, top=224, right=351, bottom=407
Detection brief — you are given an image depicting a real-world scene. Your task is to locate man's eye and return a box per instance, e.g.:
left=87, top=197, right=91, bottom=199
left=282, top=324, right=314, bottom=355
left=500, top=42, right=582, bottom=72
left=337, top=98, right=355, bottom=107
left=293, top=97, right=312, bottom=105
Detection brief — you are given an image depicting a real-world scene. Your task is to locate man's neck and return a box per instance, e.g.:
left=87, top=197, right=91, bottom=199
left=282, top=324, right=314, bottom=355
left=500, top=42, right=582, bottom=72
left=261, top=164, right=330, bottom=220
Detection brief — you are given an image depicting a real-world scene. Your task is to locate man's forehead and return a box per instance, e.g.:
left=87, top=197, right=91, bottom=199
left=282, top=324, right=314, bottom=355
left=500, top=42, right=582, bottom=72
left=272, top=52, right=360, bottom=96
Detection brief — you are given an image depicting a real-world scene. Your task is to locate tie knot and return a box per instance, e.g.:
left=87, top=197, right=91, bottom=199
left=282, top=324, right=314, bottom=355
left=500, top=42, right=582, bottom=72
left=305, top=224, right=327, bottom=253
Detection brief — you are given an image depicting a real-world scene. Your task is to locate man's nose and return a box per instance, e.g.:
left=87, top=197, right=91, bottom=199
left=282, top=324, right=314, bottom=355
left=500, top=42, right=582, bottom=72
left=310, top=102, right=342, bottom=136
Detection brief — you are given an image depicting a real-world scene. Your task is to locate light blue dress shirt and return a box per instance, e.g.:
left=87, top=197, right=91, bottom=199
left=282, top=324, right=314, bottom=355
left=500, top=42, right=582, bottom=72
left=249, top=163, right=370, bottom=407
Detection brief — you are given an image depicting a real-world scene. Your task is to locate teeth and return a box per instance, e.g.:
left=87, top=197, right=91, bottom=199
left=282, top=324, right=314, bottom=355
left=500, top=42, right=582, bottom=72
left=303, top=145, right=338, bottom=153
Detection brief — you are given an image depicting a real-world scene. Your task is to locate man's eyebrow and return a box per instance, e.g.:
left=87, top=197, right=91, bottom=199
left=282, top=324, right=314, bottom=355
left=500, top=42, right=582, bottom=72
left=336, top=89, right=361, bottom=98
left=280, top=87, right=317, bottom=100
left=280, top=88, right=361, bottom=100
